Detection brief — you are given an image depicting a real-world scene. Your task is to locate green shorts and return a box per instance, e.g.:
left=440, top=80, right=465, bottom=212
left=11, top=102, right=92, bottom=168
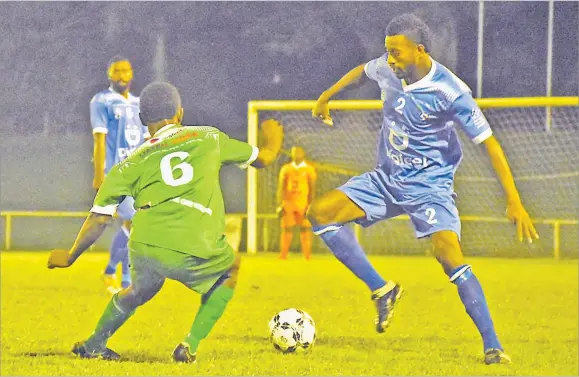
left=127, top=240, right=236, bottom=294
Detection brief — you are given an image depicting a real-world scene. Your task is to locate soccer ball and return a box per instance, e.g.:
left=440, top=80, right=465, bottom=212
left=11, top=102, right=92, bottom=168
left=268, top=308, right=316, bottom=353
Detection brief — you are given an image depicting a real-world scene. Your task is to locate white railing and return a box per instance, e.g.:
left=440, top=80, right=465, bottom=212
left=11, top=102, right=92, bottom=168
left=1, top=210, right=576, bottom=260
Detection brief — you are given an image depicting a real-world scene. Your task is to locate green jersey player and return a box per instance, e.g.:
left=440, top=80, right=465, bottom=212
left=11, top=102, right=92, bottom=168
left=47, top=82, right=284, bottom=363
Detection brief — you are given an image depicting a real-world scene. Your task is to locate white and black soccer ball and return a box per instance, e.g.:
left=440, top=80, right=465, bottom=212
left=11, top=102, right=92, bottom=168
left=268, top=308, right=316, bottom=353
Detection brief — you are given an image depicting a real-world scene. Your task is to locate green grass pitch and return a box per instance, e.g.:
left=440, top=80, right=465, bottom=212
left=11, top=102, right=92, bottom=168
left=1, top=251, right=577, bottom=376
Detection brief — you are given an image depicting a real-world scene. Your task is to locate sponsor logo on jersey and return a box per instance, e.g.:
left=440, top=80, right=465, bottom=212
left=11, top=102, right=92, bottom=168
left=172, top=132, right=199, bottom=145
left=388, top=128, right=409, bottom=151
left=117, top=147, right=135, bottom=160
left=471, top=108, right=488, bottom=129
left=385, top=147, right=429, bottom=169
left=125, top=123, right=142, bottom=148
left=113, top=106, right=123, bottom=120
left=386, top=128, right=429, bottom=169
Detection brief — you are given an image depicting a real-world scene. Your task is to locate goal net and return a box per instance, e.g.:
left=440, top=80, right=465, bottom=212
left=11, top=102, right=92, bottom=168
left=247, top=98, right=578, bottom=259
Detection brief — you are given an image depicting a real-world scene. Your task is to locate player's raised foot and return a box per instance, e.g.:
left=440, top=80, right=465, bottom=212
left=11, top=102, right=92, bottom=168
left=71, top=341, right=120, bottom=361
left=172, top=343, right=197, bottom=363
left=102, top=274, right=121, bottom=295
left=484, top=348, right=511, bottom=365
left=371, top=281, right=403, bottom=333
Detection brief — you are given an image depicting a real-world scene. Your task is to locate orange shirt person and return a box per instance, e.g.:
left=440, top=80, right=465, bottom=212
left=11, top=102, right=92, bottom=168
left=276, top=147, right=317, bottom=260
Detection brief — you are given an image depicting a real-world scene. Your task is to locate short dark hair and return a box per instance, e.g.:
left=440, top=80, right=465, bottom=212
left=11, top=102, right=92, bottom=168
left=139, top=82, right=182, bottom=124
left=385, top=14, right=432, bottom=52
left=108, top=55, right=130, bottom=69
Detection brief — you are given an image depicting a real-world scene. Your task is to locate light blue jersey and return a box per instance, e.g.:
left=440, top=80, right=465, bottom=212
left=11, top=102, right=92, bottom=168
left=338, top=55, right=492, bottom=239
left=364, top=54, right=492, bottom=196
left=90, top=88, right=148, bottom=173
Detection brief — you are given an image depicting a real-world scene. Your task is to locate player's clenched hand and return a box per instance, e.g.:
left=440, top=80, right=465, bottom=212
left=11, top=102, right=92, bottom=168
left=312, top=97, right=333, bottom=126
left=47, top=249, right=73, bottom=269
left=506, top=202, right=539, bottom=243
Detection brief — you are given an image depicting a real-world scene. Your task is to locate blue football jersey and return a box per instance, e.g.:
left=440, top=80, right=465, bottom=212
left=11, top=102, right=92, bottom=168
left=90, top=88, right=148, bottom=173
left=364, top=54, right=493, bottom=197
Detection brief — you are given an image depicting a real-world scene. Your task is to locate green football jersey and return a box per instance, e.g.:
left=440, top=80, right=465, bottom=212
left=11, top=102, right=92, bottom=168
left=91, top=124, right=258, bottom=258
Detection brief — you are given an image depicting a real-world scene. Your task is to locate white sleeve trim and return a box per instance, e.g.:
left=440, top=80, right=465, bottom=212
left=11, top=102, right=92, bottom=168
left=472, top=128, right=493, bottom=144
left=237, top=146, right=260, bottom=169
left=90, top=204, right=118, bottom=216
left=92, top=127, right=108, bottom=134
left=143, top=131, right=151, bottom=139
left=364, top=62, right=371, bottom=77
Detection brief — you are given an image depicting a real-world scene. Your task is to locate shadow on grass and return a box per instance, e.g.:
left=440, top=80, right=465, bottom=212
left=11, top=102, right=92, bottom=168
left=211, top=334, right=270, bottom=342
left=21, top=351, right=70, bottom=357
left=315, top=335, right=389, bottom=349
left=117, top=351, right=173, bottom=364
left=20, top=350, right=174, bottom=364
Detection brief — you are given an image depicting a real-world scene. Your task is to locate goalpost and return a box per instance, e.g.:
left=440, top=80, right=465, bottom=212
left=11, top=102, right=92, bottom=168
left=246, top=97, right=579, bottom=259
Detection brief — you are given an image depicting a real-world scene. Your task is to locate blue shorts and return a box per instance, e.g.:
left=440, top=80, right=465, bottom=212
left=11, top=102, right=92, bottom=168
left=337, top=170, right=461, bottom=240
left=116, top=196, right=136, bottom=221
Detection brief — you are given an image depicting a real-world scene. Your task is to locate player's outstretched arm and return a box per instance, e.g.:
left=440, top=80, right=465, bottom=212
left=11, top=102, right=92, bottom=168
left=93, top=133, right=106, bottom=190
left=252, top=119, right=284, bottom=169
left=482, top=135, right=539, bottom=243
left=90, top=95, right=108, bottom=191
left=47, top=213, right=113, bottom=269
left=312, top=63, right=366, bottom=126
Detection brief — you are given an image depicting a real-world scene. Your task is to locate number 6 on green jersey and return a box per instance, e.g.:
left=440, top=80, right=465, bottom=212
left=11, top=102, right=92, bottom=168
left=92, top=125, right=259, bottom=258
left=160, top=151, right=194, bottom=186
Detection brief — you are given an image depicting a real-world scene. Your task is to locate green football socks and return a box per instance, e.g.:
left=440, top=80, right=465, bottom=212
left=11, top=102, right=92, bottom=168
left=84, top=294, right=135, bottom=353
left=184, top=285, right=235, bottom=353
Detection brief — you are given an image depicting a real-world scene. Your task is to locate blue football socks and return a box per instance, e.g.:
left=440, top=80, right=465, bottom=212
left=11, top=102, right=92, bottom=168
left=313, top=224, right=386, bottom=292
left=450, top=265, right=502, bottom=351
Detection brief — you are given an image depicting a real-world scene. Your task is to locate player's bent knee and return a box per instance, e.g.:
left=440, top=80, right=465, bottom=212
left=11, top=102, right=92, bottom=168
left=305, top=201, right=321, bottom=223
left=116, top=287, right=142, bottom=309
left=431, top=230, right=460, bottom=250
left=119, top=280, right=164, bottom=307
left=306, top=198, right=338, bottom=225
left=231, top=254, right=241, bottom=273
left=308, top=190, right=366, bottom=226
left=223, top=255, right=241, bottom=289
left=431, top=231, right=464, bottom=269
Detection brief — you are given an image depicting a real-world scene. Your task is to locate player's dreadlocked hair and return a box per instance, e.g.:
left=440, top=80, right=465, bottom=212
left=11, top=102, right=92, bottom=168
left=385, top=14, right=432, bottom=52
left=139, top=81, right=182, bottom=125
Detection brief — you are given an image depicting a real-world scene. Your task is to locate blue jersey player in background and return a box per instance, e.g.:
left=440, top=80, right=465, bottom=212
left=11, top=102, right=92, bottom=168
left=311, top=14, right=539, bottom=365
left=90, top=56, right=148, bottom=294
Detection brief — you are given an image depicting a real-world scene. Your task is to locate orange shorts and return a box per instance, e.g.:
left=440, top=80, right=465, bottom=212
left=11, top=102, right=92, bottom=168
left=280, top=201, right=311, bottom=229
